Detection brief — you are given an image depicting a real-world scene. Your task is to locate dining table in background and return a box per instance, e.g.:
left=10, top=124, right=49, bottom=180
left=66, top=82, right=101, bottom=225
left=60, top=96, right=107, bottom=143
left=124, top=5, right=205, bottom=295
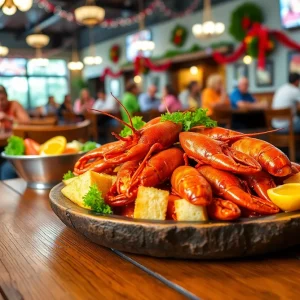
left=1, top=178, right=300, bottom=300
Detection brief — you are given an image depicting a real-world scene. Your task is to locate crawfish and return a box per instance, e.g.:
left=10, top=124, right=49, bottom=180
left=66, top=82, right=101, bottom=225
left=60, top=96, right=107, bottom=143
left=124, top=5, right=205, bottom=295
left=106, top=148, right=185, bottom=206
left=180, top=132, right=261, bottom=175
left=207, top=198, right=241, bottom=221
left=74, top=141, right=123, bottom=175
left=198, top=165, right=280, bottom=215
left=198, top=127, right=292, bottom=177
left=242, top=171, right=276, bottom=202
left=171, top=166, right=212, bottom=206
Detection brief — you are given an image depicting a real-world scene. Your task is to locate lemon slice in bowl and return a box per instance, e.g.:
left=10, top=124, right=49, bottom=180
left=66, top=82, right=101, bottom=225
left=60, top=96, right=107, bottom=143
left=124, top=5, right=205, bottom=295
left=39, top=136, right=67, bottom=155
left=267, top=183, right=300, bottom=212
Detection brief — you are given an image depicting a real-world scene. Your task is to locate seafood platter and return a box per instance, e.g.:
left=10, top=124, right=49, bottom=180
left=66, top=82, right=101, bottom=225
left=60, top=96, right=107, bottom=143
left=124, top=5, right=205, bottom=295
left=50, top=99, right=300, bottom=259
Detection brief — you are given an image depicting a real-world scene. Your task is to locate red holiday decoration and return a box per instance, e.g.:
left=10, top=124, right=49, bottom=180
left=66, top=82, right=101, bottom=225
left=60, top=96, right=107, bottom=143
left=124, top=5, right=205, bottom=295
left=134, top=55, right=172, bottom=75
left=100, top=68, right=123, bottom=81
left=109, top=44, right=121, bottom=63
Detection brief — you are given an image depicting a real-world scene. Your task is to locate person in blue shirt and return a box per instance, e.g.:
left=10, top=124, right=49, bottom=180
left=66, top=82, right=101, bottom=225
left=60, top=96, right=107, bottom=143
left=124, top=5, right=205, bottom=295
left=230, top=77, right=264, bottom=109
left=138, top=84, right=160, bottom=112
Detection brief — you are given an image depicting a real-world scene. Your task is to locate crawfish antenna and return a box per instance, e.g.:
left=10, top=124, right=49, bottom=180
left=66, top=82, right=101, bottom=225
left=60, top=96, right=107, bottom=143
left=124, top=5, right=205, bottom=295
left=89, top=109, right=136, bottom=133
left=111, top=93, right=136, bottom=133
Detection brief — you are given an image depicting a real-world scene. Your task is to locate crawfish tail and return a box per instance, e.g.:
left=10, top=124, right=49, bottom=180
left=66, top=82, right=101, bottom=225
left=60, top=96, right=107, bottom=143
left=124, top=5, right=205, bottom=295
left=207, top=198, right=241, bottom=221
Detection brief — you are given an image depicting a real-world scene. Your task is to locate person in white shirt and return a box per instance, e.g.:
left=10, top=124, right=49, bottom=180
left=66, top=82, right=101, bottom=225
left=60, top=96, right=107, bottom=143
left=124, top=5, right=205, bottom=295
left=93, top=89, right=117, bottom=113
left=178, top=87, right=189, bottom=109
left=272, top=72, right=300, bottom=132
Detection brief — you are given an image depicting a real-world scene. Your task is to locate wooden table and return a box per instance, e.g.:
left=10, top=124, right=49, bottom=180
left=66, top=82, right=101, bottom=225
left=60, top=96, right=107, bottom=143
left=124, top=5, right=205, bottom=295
left=2, top=179, right=300, bottom=300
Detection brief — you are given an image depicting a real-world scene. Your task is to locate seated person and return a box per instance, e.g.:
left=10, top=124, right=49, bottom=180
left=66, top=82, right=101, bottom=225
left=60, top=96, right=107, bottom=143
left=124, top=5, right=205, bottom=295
left=93, top=89, right=117, bottom=112
left=159, top=84, right=182, bottom=113
left=178, top=86, right=189, bottom=110
left=202, top=74, right=229, bottom=116
left=74, top=89, right=95, bottom=115
left=58, top=94, right=73, bottom=118
left=0, top=85, right=30, bottom=130
left=187, top=81, right=201, bottom=109
left=230, top=77, right=266, bottom=110
left=272, top=72, right=300, bottom=132
left=138, top=84, right=160, bottom=112
left=37, top=96, right=59, bottom=116
left=122, top=81, right=140, bottom=122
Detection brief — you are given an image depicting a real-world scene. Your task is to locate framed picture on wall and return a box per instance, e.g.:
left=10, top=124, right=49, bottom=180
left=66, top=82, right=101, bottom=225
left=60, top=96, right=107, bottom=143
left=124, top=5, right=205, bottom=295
left=255, top=60, right=274, bottom=87
left=288, top=51, right=300, bottom=75
left=109, top=79, right=121, bottom=97
left=233, top=63, right=248, bottom=81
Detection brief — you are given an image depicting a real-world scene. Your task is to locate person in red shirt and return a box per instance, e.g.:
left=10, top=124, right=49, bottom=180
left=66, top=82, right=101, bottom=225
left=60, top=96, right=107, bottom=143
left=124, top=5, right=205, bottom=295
left=0, top=85, right=30, bottom=132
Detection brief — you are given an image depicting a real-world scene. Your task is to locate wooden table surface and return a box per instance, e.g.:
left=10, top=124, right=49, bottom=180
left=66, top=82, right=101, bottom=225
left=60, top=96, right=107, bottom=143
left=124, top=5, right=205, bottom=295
left=1, top=179, right=300, bottom=300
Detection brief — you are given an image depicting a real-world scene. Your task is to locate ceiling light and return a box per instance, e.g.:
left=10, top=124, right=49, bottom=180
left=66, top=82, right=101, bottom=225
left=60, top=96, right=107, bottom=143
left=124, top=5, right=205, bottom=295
left=2, top=4, right=16, bottom=15
left=190, top=66, right=198, bottom=75
left=68, top=61, right=84, bottom=71
left=26, top=34, right=50, bottom=48
left=13, top=0, right=32, bottom=11
left=0, top=45, right=9, bottom=56
left=83, top=56, right=102, bottom=65
left=75, top=0, right=105, bottom=26
left=192, top=0, right=225, bottom=39
left=134, top=75, right=142, bottom=84
left=243, top=55, right=252, bottom=65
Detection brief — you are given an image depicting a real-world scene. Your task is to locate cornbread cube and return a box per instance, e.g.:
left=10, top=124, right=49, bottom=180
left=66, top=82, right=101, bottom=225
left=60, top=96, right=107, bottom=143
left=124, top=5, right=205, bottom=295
left=175, top=199, right=208, bottom=221
left=134, top=186, right=169, bottom=220
left=63, top=177, right=77, bottom=185
left=61, top=171, right=114, bottom=209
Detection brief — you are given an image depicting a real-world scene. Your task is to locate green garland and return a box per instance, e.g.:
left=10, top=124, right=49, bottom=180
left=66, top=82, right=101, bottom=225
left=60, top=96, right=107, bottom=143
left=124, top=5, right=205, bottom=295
left=229, top=2, right=264, bottom=41
left=171, top=24, right=188, bottom=48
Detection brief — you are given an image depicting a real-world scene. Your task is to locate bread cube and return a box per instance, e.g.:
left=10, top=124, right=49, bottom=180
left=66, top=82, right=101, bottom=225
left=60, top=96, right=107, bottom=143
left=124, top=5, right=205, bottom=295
left=174, top=199, right=208, bottom=221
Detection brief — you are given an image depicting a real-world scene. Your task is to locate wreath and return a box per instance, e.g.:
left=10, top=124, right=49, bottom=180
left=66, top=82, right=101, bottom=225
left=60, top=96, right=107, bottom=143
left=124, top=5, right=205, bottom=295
left=109, top=44, right=121, bottom=63
left=171, top=24, right=188, bottom=48
left=245, top=36, right=275, bottom=58
left=229, top=2, right=264, bottom=41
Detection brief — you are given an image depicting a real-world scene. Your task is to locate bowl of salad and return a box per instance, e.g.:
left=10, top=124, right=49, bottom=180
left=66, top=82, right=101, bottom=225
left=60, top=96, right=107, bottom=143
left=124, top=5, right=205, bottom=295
left=1, top=135, right=98, bottom=189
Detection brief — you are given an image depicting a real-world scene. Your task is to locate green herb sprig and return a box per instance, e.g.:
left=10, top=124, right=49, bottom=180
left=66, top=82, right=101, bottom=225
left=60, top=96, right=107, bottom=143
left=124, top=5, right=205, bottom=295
left=120, top=116, right=146, bottom=137
left=160, top=108, right=217, bottom=131
left=4, top=136, right=25, bottom=156
left=82, top=141, right=97, bottom=152
left=83, top=184, right=112, bottom=214
left=63, top=171, right=75, bottom=181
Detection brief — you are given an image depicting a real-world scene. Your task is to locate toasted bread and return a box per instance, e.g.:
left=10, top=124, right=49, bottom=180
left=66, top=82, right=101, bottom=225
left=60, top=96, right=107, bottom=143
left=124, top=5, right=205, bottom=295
left=134, top=186, right=169, bottom=220
left=63, top=177, right=77, bottom=185
left=61, top=171, right=114, bottom=209
left=174, top=199, right=208, bottom=221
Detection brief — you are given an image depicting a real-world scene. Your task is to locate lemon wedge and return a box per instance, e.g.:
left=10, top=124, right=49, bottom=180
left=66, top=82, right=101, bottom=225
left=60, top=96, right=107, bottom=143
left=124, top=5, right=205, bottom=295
left=283, top=172, right=300, bottom=184
left=39, top=136, right=67, bottom=155
left=267, top=183, right=300, bottom=212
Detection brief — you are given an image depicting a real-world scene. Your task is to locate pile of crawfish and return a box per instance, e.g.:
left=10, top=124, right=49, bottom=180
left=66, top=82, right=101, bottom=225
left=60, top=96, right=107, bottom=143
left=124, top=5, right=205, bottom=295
left=74, top=101, right=300, bottom=221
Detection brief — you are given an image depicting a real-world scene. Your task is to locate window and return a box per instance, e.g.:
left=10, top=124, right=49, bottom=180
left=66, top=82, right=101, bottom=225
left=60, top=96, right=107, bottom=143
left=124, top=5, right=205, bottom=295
left=0, top=58, right=69, bottom=109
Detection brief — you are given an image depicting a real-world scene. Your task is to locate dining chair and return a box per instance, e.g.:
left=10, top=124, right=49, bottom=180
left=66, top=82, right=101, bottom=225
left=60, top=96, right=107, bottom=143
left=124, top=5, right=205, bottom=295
left=84, top=112, right=99, bottom=141
left=13, top=120, right=91, bottom=144
left=264, top=107, right=297, bottom=162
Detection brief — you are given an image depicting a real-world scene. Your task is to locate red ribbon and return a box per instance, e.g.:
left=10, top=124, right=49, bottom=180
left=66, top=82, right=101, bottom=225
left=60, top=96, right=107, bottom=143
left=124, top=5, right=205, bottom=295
left=271, top=30, right=300, bottom=51
left=100, top=68, right=123, bottom=81
left=213, top=42, right=247, bottom=64
left=134, top=55, right=171, bottom=75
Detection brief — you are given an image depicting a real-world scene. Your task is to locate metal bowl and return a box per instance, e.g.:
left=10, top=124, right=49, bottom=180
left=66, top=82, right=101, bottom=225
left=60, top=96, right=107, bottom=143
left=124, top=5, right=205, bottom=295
left=1, top=152, right=86, bottom=189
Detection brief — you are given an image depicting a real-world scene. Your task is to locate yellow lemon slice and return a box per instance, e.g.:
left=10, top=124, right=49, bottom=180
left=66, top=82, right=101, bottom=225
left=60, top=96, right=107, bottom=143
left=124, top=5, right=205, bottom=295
left=267, top=183, right=300, bottom=212
left=283, top=172, right=300, bottom=184
left=39, top=136, right=67, bottom=155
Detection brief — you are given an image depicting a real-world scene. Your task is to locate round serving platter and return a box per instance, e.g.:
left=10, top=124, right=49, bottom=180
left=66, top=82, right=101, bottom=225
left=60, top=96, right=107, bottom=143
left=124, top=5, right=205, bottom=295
left=50, top=183, right=300, bottom=259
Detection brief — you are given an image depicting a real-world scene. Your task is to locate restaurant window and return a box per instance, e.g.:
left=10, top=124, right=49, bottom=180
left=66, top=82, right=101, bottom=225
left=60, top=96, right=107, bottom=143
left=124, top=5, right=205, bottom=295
left=0, top=58, right=69, bottom=109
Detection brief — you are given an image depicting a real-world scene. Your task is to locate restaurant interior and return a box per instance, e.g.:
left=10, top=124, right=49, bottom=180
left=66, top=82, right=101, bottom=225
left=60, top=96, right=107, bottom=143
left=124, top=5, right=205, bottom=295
left=1, top=0, right=300, bottom=299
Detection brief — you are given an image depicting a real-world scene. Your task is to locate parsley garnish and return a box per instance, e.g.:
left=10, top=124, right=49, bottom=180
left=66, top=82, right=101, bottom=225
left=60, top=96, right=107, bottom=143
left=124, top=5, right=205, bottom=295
left=83, top=184, right=112, bottom=214
left=4, top=136, right=25, bottom=156
left=63, top=171, right=75, bottom=180
left=120, top=116, right=146, bottom=137
left=160, top=108, right=217, bottom=131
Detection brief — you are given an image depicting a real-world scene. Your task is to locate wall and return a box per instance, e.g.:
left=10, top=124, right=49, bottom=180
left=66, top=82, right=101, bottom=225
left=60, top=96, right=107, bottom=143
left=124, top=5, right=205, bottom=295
left=81, top=0, right=299, bottom=96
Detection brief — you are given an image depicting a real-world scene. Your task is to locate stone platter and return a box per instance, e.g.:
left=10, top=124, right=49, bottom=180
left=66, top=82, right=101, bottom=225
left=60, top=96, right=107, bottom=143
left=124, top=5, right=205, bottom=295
left=50, top=183, right=300, bottom=259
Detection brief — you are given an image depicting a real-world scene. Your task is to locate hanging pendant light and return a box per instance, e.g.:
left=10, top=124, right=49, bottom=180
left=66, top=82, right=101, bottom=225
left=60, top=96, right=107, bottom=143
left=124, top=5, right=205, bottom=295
left=83, top=28, right=102, bottom=66
left=75, top=0, right=105, bottom=26
left=0, top=44, right=9, bottom=56
left=1, top=0, right=32, bottom=15
left=133, top=0, right=155, bottom=52
left=68, top=39, right=84, bottom=71
left=192, top=0, right=225, bottom=39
